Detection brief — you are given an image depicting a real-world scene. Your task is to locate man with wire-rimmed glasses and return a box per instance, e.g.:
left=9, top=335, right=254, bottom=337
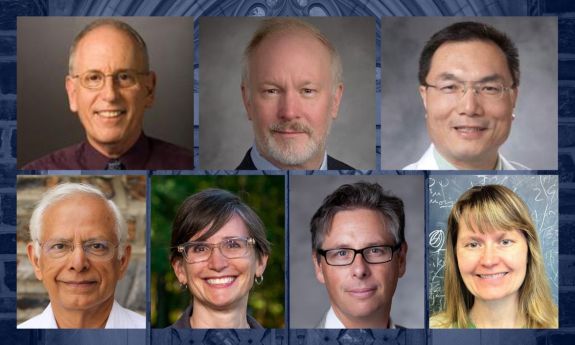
left=18, top=183, right=145, bottom=328
left=404, top=21, right=528, bottom=170
left=311, top=182, right=407, bottom=328
left=22, top=18, right=194, bottom=170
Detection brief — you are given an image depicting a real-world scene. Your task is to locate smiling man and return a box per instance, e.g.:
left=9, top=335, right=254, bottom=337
left=310, top=182, right=407, bottom=328
left=18, top=183, right=144, bottom=328
left=237, top=18, right=353, bottom=170
left=22, top=19, right=194, bottom=170
left=404, top=21, right=528, bottom=170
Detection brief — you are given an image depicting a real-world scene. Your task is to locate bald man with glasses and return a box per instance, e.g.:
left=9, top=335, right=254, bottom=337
left=22, top=19, right=194, bottom=170
left=404, top=21, right=528, bottom=170
left=18, top=183, right=145, bottom=328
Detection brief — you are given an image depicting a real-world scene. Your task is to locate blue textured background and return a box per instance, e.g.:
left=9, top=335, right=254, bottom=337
left=3, top=0, right=574, bottom=344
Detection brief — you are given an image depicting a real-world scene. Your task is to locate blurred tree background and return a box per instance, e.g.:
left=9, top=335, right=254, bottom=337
left=151, top=175, right=285, bottom=328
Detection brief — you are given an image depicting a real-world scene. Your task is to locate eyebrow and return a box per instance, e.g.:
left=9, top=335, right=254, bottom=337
left=436, top=73, right=505, bottom=83
left=324, top=241, right=387, bottom=249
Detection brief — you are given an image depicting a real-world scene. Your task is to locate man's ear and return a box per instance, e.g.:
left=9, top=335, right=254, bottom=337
left=312, top=252, right=326, bottom=284
left=241, top=83, right=252, bottom=120
left=397, top=241, right=408, bottom=278
left=418, top=85, right=428, bottom=116
left=117, top=244, right=132, bottom=279
left=330, top=83, right=344, bottom=120
left=511, top=86, right=519, bottom=111
left=143, top=71, right=157, bottom=109
left=65, top=76, right=78, bottom=113
left=26, top=242, right=43, bottom=281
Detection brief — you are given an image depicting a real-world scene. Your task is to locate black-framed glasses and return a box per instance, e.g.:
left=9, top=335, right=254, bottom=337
left=70, top=70, right=150, bottom=90
left=38, top=239, right=119, bottom=261
left=424, top=79, right=514, bottom=100
left=177, top=237, right=255, bottom=264
left=317, top=243, right=402, bottom=266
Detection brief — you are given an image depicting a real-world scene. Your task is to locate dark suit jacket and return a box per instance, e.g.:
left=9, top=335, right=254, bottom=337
left=236, top=148, right=354, bottom=170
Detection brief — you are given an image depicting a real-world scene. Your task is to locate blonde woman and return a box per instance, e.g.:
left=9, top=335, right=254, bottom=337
left=430, top=184, right=557, bottom=328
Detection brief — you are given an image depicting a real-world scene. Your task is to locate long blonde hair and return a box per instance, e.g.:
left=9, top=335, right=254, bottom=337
left=436, top=184, right=557, bottom=328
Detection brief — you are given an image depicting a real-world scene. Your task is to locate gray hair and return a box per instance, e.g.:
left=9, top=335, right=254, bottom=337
left=29, top=183, right=128, bottom=259
left=68, top=18, right=150, bottom=74
left=241, top=18, right=343, bottom=91
left=310, top=182, right=405, bottom=253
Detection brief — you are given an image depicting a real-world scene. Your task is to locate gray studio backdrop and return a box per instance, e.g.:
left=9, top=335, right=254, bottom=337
left=381, top=17, right=557, bottom=170
left=200, top=17, right=375, bottom=170
left=289, top=175, right=424, bottom=328
left=17, top=17, right=194, bottom=168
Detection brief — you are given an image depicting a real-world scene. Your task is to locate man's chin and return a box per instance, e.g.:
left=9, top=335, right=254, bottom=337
left=263, top=139, right=321, bottom=167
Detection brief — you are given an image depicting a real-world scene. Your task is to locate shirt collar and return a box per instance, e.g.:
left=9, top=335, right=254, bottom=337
left=433, top=146, right=502, bottom=170
left=43, top=303, right=59, bottom=328
left=44, top=301, right=119, bottom=328
left=81, top=133, right=150, bottom=170
left=250, top=144, right=328, bottom=170
left=324, top=306, right=396, bottom=329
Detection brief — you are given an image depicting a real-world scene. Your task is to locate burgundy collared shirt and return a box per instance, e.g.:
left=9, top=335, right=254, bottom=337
left=22, top=133, right=194, bottom=170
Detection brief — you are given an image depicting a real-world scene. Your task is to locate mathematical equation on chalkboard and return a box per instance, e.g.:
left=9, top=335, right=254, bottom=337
left=427, top=175, right=558, bottom=315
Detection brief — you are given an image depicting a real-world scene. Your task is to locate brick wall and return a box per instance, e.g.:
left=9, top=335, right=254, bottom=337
left=16, top=175, right=147, bottom=324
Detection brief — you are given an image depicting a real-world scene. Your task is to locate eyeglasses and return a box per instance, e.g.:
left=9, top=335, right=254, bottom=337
left=177, top=237, right=255, bottom=264
left=70, top=70, right=149, bottom=90
left=424, top=80, right=514, bottom=100
left=38, top=239, right=118, bottom=261
left=317, top=243, right=402, bottom=266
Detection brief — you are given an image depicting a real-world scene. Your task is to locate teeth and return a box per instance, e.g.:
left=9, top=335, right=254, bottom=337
left=97, top=111, right=123, bottom=118
left=479, top=273, right=507, bottom=279
left=206, top=277, right=235, bottom=285
left=456, top=127, right=484, bottom=132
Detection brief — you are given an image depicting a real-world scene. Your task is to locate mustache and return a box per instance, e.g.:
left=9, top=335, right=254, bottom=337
left=269, top=121, right=313, bottom=135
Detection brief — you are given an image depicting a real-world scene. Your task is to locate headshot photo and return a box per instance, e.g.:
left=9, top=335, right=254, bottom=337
left=16, top=175, right=147, bottom=328
left=427, top=175, right=558, bottom=328
left=151, top=175, right=285, bottom=328
left=290, top=175, right=424, bottom=328
left=17, top=17, right=195, bottom=170
left=381, top=17, right=557, bottom=170
left=200, top=17, right=375, bottom=170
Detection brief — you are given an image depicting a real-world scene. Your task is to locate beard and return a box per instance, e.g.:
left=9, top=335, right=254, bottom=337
left=257, top=120, right=330, bottom=167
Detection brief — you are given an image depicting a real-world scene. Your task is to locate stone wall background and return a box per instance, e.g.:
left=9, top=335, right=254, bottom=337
left=16, top=175, right=147, bottom=325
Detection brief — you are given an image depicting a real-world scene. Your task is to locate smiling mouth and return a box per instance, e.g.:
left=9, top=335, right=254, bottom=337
left=273, top=130, right=306, bottom=135
left=453, top=126, right=487, bottom=132
left=95, top=110, right=126, bottom=118
left=346, top=287, right=376, bottom=298
left=477, top=272, right=508, bottom=279
left=205, top=276, right=236, bottom=286
left=60, top=280, right=98, bottom=288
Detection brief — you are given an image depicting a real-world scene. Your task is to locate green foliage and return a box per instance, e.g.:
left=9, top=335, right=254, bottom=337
left=150, top=175, right=285, bottom=328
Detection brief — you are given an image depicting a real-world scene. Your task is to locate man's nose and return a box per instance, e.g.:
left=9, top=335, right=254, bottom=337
left=99, top=75, right=121, bottom=102
left=350, top=253, right=370, bottom=278
left=68, top=245, right=89, bottom=272
left=278, top=90, right=301, bottom=120
left=207, top=247, right=229, bottom=271
left=457, top=84, right=483, bottom=117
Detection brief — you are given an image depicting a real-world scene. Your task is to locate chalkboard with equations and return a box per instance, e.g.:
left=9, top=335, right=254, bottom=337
left=428, top=174, right=558, bottom=315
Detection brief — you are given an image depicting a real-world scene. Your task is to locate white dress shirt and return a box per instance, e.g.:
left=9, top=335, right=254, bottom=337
left=403, top=144, right=528, bottom=170
left=323, top=307, right=397, bottom=329
left=18, top=300, right=145, bottom=329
